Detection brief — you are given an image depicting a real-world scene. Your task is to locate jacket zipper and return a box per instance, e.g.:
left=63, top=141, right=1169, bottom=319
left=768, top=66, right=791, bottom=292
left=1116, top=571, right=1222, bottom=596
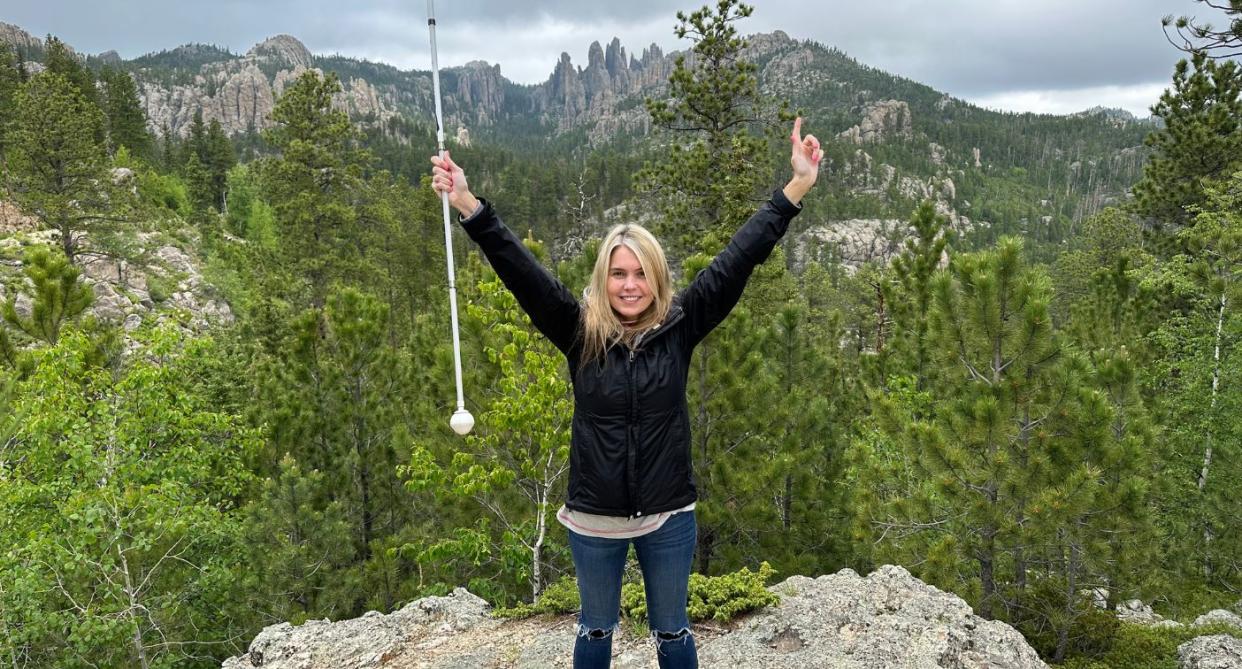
left=627, top=332, right=642, bottom=516
left=624, top=307, right=684, bottom=518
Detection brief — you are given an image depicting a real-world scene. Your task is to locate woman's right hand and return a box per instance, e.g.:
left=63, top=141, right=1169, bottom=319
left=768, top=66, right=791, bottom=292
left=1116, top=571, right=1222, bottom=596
left=430, top=151, right=480, bottom=217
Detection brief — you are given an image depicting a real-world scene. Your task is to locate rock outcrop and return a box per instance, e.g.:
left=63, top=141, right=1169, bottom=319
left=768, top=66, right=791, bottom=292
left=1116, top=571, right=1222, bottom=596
left=837, top=100, right=914, bottom=144
left=247, top=35, right=314, bottom=70
left=0, top=22, right=44, bottom=54
left=0, top=202, right=234, bottom=335
left=1194, top=610, right=1242, bottom=630
left=1178, top=635, right=1242, bottom=669
left=221, top=565, right=1047, bottom=669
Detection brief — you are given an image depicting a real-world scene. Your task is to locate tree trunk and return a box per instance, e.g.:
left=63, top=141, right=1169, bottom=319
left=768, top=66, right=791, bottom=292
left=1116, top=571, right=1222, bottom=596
left=1198, top=291, right=1225, bottom=576
left=533, top=489, right=548, bottom=601
left=1198, top=291, right=1225, bottom=493
left=113, top=508, right=150, bottom=669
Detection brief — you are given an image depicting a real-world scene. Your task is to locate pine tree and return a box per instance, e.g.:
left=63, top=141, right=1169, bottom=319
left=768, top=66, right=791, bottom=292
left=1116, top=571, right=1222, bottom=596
left=637, top=0, right=790, bottom=257
left=1065, top=256, right=1159, bottom=612
left=243, top=455, right=355, bottom=623
left=204, top=118, right=236, bottom=212
left=260, top=70, right=368, bottom=309
left=884, top=201, right=953, bottom=391
left=41, top=36, right=97, bottom=110
left=98, top=66, right=152, bottom=159
left=1, top=247, right=94, bottom=345
left=0, top=45, right=21, bottom=165
left=253, top=287, right=416, bottom=612
left=870, top=239, right=1094, bottom=622
left=1163, top=0, right=1242, bottom=58
left=1131, top=52, right=1242, bottom=233
left=6, top=72, right=114, bottom=261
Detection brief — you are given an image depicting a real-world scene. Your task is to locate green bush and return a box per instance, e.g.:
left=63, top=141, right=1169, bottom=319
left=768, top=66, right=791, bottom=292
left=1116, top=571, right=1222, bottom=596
left=687, top=562, right=780, bottom=623
left=138, top=170, right=190, bottom=215
left=146, top=273, right=177, bottom=304
left=623, top=562, right=780, bottom=624
left=1058, top=622, right=1242, bottom=668
left=495, top=563, right=781, bottom=625
left=493, top=576, right=580, bottom=619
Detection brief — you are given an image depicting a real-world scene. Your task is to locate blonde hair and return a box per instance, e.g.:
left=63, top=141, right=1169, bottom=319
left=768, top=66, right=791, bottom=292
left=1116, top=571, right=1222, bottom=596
left=580, top=224, right=673, bottom=366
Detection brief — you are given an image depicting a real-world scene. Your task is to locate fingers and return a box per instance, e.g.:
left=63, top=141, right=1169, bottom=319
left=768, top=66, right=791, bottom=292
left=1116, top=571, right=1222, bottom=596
left=790, top=116, right=802, bottom=144
left=804, top=133, right=821, bottom=163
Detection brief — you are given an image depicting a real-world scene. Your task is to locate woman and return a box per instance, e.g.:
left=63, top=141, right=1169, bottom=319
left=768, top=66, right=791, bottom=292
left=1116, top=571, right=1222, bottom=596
left=430, top=118, right=820, bottom=669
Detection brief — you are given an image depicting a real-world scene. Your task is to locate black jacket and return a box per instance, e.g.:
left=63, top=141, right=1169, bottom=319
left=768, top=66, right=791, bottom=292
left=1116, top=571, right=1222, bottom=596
left=461, top=190, right=802, bottom=517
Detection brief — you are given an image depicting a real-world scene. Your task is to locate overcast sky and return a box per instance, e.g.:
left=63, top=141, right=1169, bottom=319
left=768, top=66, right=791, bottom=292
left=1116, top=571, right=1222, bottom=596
left=2, top=0, right=1216, bottom=116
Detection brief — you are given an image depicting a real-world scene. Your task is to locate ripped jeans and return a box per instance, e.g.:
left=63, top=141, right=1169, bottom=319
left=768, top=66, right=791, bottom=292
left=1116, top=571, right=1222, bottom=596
left=568, top=510, right=697, bottom=669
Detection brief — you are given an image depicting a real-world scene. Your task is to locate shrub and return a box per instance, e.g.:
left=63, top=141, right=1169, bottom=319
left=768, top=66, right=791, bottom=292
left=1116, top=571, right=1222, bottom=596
left=493, top=576, right=580, bottom=619
left=495, top=562, right=781, bottom=625
left=138, top=170, right=190, bottom=215
left=1057, top=622, right=1242, bottom=668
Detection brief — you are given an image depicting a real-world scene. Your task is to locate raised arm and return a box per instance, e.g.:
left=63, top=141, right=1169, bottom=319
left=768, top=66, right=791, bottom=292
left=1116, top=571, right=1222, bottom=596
left=680, top=118, right=821, bottom=347
left=431, top=152, right=580, bottom=354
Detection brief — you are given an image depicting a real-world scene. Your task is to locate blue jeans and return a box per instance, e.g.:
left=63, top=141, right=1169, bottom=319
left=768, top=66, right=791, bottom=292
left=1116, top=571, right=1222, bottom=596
left=568, top=510, right=698, bottom=669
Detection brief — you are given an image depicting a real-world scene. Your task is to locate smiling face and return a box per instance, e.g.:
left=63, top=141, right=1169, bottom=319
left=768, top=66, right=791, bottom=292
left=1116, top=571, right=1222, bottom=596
left=607, top=244, right=653, bottom=322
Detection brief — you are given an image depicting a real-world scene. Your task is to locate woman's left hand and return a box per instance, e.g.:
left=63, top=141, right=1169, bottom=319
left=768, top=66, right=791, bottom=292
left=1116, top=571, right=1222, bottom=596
left=783, top=117, right=821, bottom=204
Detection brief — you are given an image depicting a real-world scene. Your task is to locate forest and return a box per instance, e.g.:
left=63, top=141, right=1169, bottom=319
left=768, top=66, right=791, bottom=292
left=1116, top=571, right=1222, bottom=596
left=0, top=1, right=1238, bottom=667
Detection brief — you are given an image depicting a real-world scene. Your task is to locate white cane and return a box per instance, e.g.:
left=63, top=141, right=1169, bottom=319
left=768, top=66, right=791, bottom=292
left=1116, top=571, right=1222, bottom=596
left=428, top=0, right=474, bottom=435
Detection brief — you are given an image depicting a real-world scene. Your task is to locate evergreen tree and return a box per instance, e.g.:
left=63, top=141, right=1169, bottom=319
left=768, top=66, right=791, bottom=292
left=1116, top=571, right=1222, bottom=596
left=243, top=455, right=355, bottom=624
left=1, top=246, right=94, bottom=345
left=98, top=66, right=152, bottom=159
left=253, top=287, right=415, bottom=613
left=1066, top=256, right=1159, bottom=612
left=0, top=45, right=21, bottom=165
left=636, top=0, right=790, bottom=257
left=260, top=70, right=368, bottom=309
left=41, top=36, right=97, bottom=110
left=7, top=72, right=115, bottom=261
left=1163, top=0, right=1242, bottom=57
left=870, top=239, right=1082, bottom=620
left=204, top=118, right=236, bottom=211
left=1131, top=52, right=1242, bottom=233
left=884, top=201, right=953, bottom=391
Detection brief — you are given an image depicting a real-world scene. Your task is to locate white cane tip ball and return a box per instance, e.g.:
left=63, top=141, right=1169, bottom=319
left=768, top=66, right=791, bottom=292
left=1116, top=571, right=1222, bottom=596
left=450, top=410, right=474, bottom=435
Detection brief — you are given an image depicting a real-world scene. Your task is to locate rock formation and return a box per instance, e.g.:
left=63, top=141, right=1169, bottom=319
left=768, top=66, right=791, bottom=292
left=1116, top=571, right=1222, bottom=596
left=837, top=100, right=914, bottom=144
left=1178, top=635, right=1242, bottom=669
left=221, top=565, right=1048, bottom=669
left=0, top=22, right=44, bottom=55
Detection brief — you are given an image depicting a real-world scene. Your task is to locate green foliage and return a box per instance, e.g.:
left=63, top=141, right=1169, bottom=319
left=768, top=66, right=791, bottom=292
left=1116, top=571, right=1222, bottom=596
left=259, top=70, right=368, bottom=309
left=0, top=45, right=21, bottom=162
left=0, top=326, right=261, bottom=667
left=42, top=35, right=97, bottom=110
left=637, top=0, right=789, bottom=256
left=99, top=66, right=152, bottom=159
left=493, top=576, right=581, bottom=619
left=1131, top=52, right=1242, bottom=233
left=138, top=169, right=192, bottom=215
left=1, top=246, right=94, bottom=345
left=1059, top=623, right=1242, bottom=669
left=7, top=70, right=116, bottom=260
left=404, top=266, right=572, bottom=601
left=619, top=562, right=779, bottom=624
left=687, top=562, right=780, bottom=622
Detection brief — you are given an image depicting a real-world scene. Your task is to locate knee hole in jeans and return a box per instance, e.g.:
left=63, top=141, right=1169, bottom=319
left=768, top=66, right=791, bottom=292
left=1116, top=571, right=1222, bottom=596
left=652, top=626, right=692, bottom=653
left=575, top=623, right=618, bottom=640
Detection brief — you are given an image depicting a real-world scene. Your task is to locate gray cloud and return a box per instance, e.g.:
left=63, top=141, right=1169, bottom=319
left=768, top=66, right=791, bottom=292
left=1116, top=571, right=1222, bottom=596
left=2, top=0, right=1210, bottom=114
